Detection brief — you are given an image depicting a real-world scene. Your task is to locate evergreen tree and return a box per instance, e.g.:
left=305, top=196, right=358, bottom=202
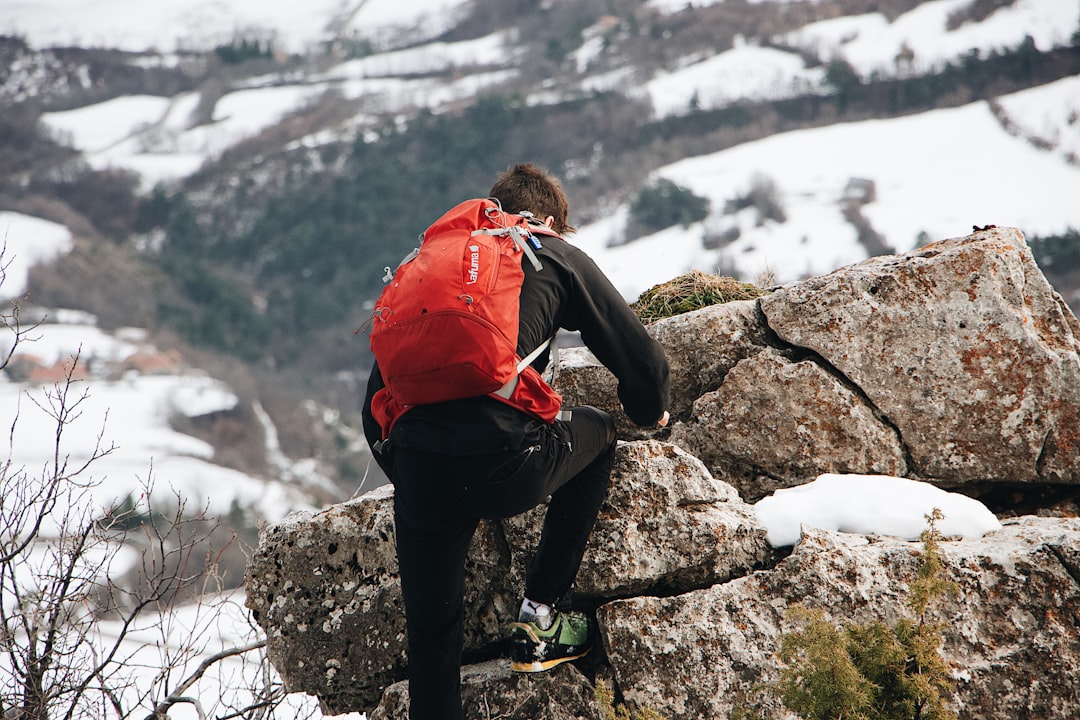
left=775, top=511, right=959, bottom=720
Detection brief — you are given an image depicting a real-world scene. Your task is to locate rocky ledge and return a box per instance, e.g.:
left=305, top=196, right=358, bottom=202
left=246, top=227, right=1080, bottom=718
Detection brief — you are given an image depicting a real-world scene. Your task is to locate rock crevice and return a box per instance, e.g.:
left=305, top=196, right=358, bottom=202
left=754, top=298, right=917, bottom=477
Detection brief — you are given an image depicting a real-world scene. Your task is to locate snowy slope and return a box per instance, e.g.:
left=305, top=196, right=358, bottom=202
left=783, top=0, right=1075, bottom=75
left=0, top=0, right=475, bottom=54
left=1, top=213, right=344, bottom=716
left=579, top=76, right=1080, bottom=298
left=0, top=213, right=73, bottom=298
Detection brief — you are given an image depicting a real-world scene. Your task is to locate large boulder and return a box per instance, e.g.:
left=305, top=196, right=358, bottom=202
left=669, top=347, right=908, bottom=499
left=242, top=485, right=517, bottom=712
left=759, top=226, right=1080, bottom=486
left=599, top=517, right=1080, bottom=720
left=245, top=440, right=771, bottom=712
left=636, top=299, right=769, bottom=421
left=554, top=299, right=768, bottom=440
left=504, top=440, right=771, bottom=598
left=556, top=227, right=1080, bottom=500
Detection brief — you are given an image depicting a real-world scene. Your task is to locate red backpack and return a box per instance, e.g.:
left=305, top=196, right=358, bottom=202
left=367, top=198, right=563, bottom=437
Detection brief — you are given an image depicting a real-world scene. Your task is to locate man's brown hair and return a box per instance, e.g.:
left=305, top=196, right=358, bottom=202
left=488, top=163, right=576, bottom=235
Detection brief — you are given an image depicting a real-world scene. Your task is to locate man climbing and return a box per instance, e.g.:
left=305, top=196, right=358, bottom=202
left=362, top=163, right=670, bottom=719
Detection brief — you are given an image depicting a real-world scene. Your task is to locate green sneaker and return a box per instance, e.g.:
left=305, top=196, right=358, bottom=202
left=509, top=609, right=592, bottom=672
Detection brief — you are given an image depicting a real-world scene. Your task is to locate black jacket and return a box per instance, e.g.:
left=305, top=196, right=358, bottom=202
left=362, top=230, right=670, bottom=457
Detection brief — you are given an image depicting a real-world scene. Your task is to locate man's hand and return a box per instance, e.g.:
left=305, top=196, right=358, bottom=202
left=657, top=411, right=670, bottom=428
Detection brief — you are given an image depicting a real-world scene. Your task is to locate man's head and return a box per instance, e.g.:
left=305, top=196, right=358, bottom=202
left=489, top=163, right=576, bottom=235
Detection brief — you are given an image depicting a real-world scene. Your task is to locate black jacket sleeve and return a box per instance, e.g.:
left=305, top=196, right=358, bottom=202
left=560, top=244, right=670, bottom=427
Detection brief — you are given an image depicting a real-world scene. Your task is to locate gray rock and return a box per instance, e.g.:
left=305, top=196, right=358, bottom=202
left=553, top=300, right=769, bottom=437
left=759, top=227, right=1080, bottom=484
left=645, top=299, right=769, bottom=420
left=368, top=661, right=604, bottom=720
left=553, top=346, right=630, bottom=436
left=244, top=486, right=517, bottom=711
left=247, top=441, right=770, bottom=713
left=670, top=347, right=907, bottom=500
left=598, top=517, right=1080, bottom=720
left=504, top=439, right=772, bottom=598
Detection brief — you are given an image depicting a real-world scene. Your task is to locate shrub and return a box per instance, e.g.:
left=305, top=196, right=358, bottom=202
left=630, top=270, right=770, bottom=324
left=215, top=35, right=273, bottom=64
left=824, top=59, right=862, bottom=97
left=777, top=607, right=877, bottom=720
left=774, top=510, right=959, bottom=720
left=724, top=174, right=787, bottom=226
left=628, top=178, right=710, bottom=236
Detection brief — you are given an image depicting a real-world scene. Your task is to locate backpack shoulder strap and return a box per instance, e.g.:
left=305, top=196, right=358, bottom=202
left=492, top=337, right=552, bottom=400
left=471, top=224, right=544, bottom=271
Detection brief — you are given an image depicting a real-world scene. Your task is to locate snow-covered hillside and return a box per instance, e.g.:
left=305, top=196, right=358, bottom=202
left=12, top=0, right=1080, bottom=296
left=0, top=217, right=356, bottom=717
left=578, top=75, right=1080, bottom=297
left=1, top=213, right=332, bottom=522
left=0, top=0, right=475, bottom=54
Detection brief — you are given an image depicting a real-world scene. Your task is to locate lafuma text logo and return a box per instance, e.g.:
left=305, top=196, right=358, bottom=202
left=466, top=244, right=481, bottom=285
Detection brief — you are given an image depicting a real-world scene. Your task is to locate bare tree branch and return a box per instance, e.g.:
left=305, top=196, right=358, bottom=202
left=0, top=242, right=313, bottom=720
left=142, top=640, right=266, bottom=720
left=2, top=352, right=115, bottom=565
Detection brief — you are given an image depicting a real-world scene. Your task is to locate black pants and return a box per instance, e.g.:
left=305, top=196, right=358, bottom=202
left=388, top=406, right=616, bottom=720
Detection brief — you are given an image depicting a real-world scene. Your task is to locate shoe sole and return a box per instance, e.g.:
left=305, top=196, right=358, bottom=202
left=510, top=645, right=591, bottom=673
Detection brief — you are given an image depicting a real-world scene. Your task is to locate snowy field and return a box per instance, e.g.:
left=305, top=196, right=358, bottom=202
left=0, top=0, right=475, bottom=54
